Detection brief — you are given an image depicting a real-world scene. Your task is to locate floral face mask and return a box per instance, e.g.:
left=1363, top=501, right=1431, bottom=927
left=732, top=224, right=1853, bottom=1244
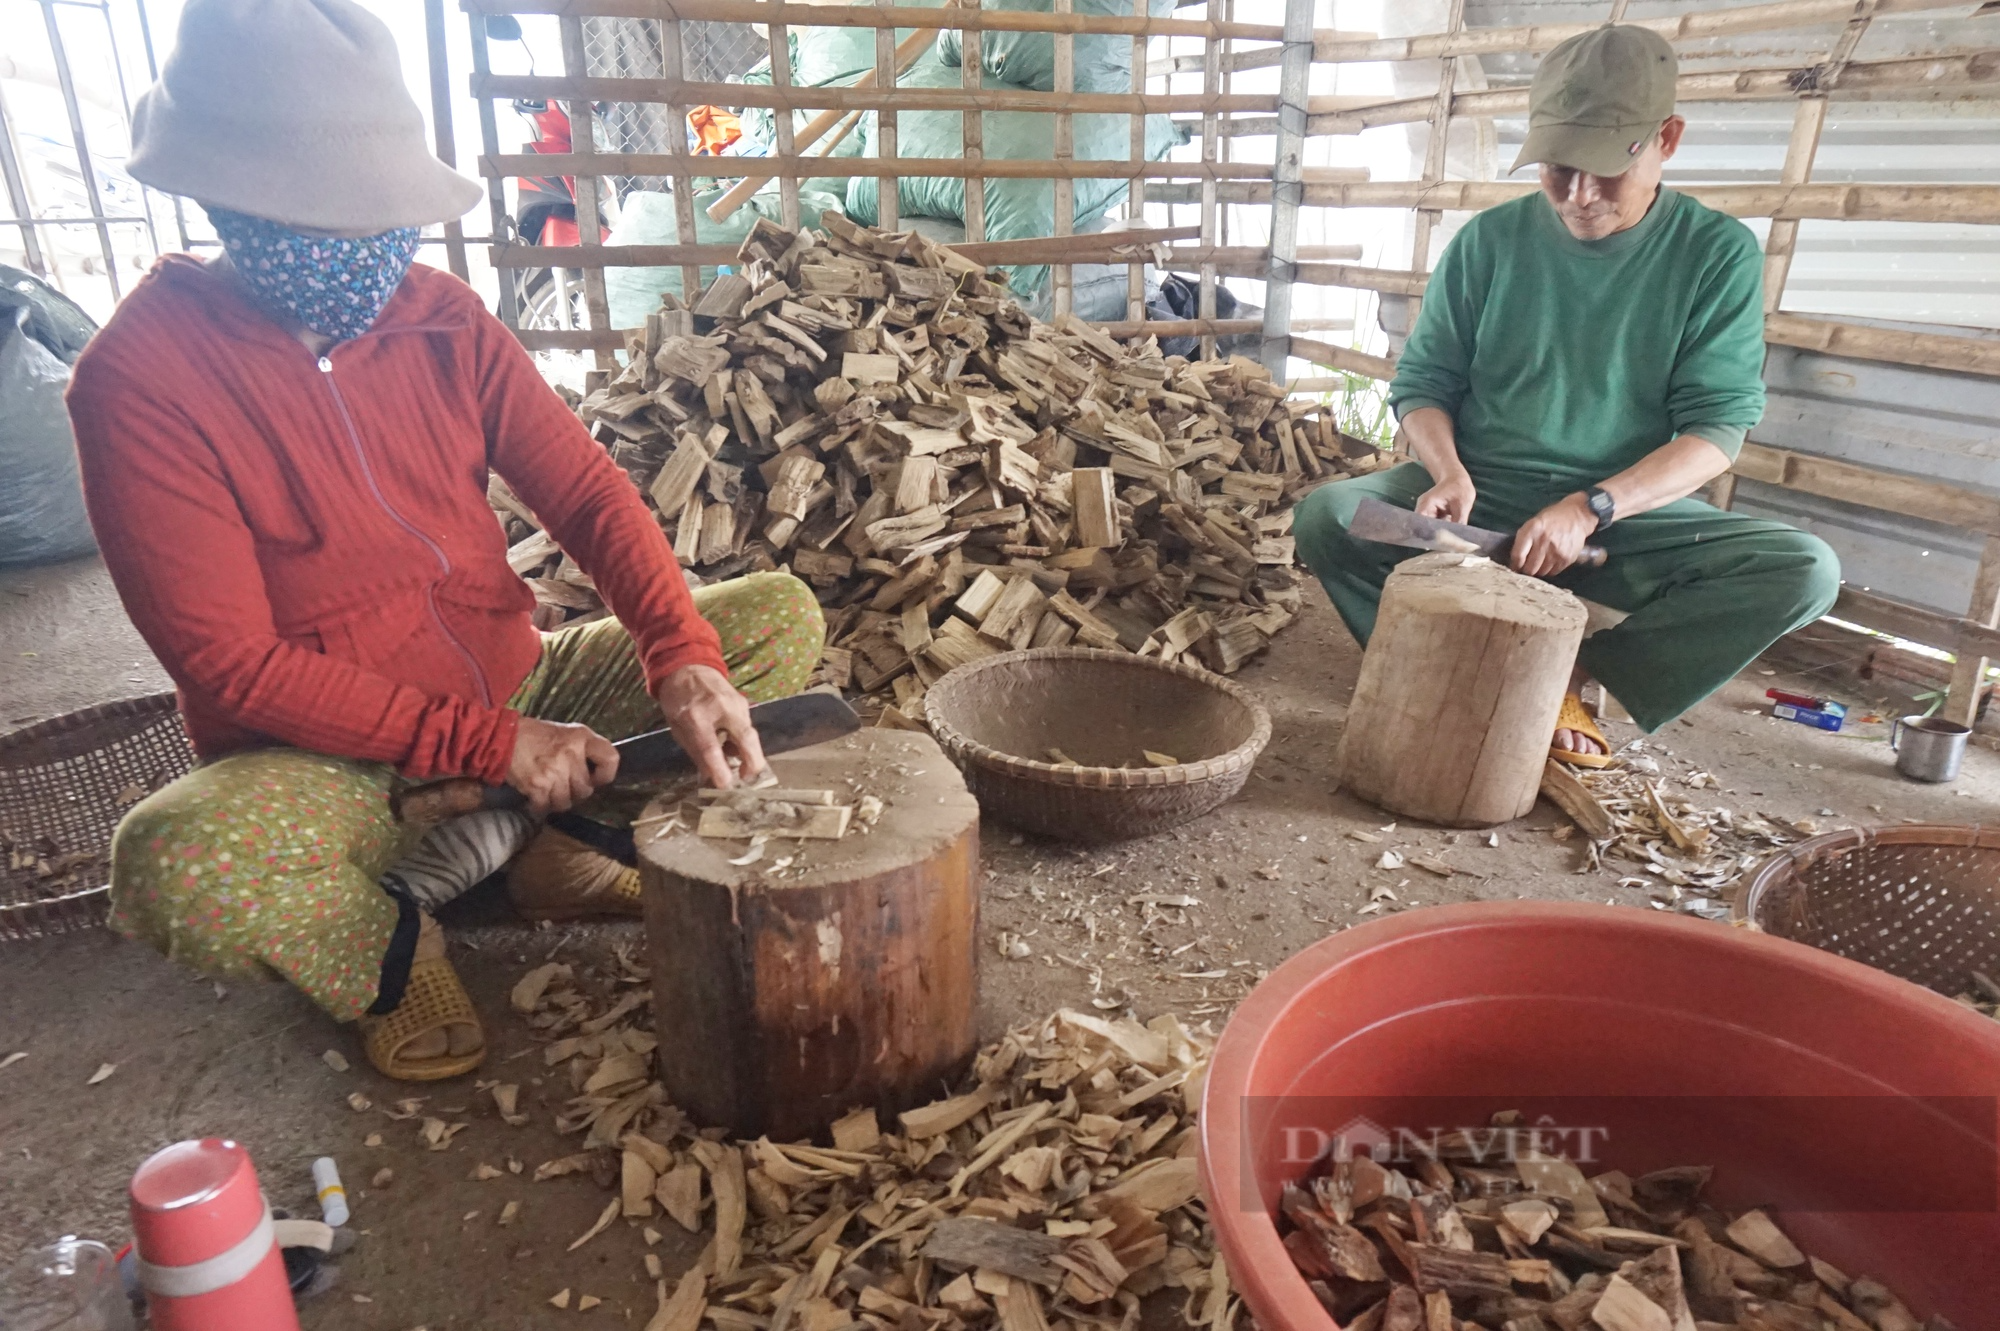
left=205, top=206, right=421, bottom=343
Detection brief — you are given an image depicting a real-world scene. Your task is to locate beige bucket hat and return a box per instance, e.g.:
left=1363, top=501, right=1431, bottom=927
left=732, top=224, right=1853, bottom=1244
left=126, top=0, right=482, bottom=231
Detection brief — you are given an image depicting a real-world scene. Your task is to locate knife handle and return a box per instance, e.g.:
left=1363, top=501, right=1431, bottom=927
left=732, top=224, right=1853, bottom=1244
left=392, top=779, right=528, bottom=823
left=1577, top=543, right=1608, bottom=568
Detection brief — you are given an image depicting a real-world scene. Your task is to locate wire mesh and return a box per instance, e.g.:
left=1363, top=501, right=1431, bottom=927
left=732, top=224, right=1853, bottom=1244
left=580, top=17, right=769, bottom=201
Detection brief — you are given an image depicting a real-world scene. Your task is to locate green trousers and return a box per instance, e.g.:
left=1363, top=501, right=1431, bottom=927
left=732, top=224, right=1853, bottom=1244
left=1291, top=463, right=1841, bottom=732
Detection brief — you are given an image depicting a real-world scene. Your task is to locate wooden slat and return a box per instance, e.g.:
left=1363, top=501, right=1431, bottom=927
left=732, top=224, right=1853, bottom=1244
left=557, top=16, right=614, bottom=370
left=962, top=0, right=985, bottom=243
left=650, top=16, right=703, bottom=303
left=476, top=73, right=1278, bottom=116
left=1944, top=535, right=2000, bottom=726
left=768, top=18, right=802, bottom=231
left=484, top=152, right=1367, bottom=181
left=463, top=0, right=1288, bottom=40
left=1311, top=0, right=1968, bottom=64
left=1289, top=335, right=1396, bottom=380
left=875, top=0, right=899, bottom=231
left=1126, top=0, right=1148, bottom=322
left=1146, top=180, right=2000, bottom=223
left=1734, top=440, right=2000, bottom=535
left=1091, top=317, right=1262, bottom=337
left=515, top=326, right=626, bottom=351
left=1763, top=312, right=2000, bottom=378
left=1259, top=0, right=1313, bottom=374
left=493, top=230, right=1206, bottom=272
left=1052, top=0, right=1074, bottom=317
left=1835, top=585, right=2000, bottom=660
left=1405, top=0, right=1464, bottom=324
left=1294, top=262, right=1428, bottom=294
left=1196, top=0, right=1221, bottom=360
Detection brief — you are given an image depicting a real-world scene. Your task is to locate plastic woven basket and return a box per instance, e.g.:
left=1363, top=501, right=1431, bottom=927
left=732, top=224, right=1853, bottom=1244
left=923, top=648, right=1270, bottom=843
left=1, top=692, right=193, bottom=941
left=1736, top=823, right=2000, bottom=996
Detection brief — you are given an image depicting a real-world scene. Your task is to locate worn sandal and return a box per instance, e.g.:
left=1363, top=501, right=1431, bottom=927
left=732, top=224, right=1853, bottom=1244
left=358, top=954, right=486, bottom=1081
left=1550, top=692, right=1615, bottom=769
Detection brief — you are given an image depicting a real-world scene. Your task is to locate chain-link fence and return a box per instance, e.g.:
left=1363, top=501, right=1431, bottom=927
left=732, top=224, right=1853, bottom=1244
left=581, top=18, right=769, bottom=201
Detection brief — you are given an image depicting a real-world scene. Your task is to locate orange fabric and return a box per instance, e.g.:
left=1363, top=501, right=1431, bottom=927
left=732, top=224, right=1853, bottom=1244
left=688, top=105, right=743, bottom=156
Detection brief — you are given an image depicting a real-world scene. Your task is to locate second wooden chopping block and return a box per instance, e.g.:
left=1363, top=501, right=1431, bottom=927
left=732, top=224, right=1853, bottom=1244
left=639, top=727, right=980, bottom=1142
left=1337, top=552, right=1588, bottom=827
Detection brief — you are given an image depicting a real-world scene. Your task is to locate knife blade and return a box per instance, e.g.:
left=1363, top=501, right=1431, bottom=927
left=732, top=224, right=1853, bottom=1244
left=391, top=691, right=862, bottom=823
left=1346, top=496, right=1607, bottom=569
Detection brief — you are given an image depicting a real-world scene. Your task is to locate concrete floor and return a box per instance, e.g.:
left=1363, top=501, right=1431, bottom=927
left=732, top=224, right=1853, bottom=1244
left=3, top=554, right=1997, bottom=1328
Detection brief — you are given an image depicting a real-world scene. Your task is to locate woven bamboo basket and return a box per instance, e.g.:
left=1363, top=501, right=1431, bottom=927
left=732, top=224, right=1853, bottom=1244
left=1736, top=823, right=2000, bottom=997
left=0, top=692, right=193, bottom=941
left=923, top=648, right=1270, bottom=843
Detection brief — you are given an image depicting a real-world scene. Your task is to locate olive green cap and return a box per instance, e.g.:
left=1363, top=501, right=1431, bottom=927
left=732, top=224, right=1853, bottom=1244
left=1510, top=25, right=1677, bottom=177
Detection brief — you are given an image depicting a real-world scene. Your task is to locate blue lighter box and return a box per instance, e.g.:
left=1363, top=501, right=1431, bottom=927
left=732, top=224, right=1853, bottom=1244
left=1772, top=700, right=1846, bottom=732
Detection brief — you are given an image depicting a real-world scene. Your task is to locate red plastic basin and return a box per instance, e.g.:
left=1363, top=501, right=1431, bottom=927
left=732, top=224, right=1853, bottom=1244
left=1197, top=901, right=2000, bottom=1329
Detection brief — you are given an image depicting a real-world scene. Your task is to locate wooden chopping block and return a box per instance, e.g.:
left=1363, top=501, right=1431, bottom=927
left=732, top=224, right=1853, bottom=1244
left=1336, top=552, right=1587, bottom=827
left=638, top=728, right=981, bottom=1142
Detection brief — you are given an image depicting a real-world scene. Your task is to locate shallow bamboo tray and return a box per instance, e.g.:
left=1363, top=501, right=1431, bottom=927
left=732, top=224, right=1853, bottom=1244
left=1736, top=823, right=2000, bottom=997
left=923, top=648, right=1269, bottom=843
left=0, top=692, right=193, bottom=941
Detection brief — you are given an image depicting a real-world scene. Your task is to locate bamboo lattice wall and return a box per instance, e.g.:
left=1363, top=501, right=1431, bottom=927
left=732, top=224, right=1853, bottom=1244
left=443, top=0, right=2000, bottom=718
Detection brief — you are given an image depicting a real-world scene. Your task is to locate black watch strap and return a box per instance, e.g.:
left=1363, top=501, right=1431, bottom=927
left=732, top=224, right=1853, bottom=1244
left=1583, top=486, right=1616, bottom=531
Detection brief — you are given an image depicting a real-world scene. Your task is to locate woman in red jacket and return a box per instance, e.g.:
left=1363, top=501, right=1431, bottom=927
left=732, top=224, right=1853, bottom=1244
left=66, top=0, right=822, bottom=1080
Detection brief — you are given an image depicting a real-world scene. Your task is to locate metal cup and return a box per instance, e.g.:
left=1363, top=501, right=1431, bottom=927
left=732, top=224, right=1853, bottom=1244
left=1890, top=715, right=1970, bottom=783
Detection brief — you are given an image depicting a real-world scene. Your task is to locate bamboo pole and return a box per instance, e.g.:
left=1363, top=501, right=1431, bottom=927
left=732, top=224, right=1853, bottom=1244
left=462, top=0, right=1289, bottom=42
left=1197, top=0, right=1220, bottom=360
left=1093, top=317, right=1263, bottom=337
left=1283, top=50, right=2000, bottom=136
left=1311, top=0, right=1967, bottom=65
left=475, top=72, right=1279, bottom=115
left=875, top=0, right=899, bottom=230
left=1053, top=0, right=1074, bottom=318
left=962, top=0, right=985, bottom=243
left=1258, top=0, right=1313, bottom=376
left=466, top=10, right=520, bottom=327
left=768, top=17, right=802, bottom=231
left=1762, top=3, right=1875, bottom=316
left=1407, top=0, right=1465, bottom=324
left=1734, top=440, right=2000, bottom=535
left=1764, top=312, right=2000, bottom=378
left=1289, top=335, right=1396, bottom=381
left=1126, top=0, right=1147, bottom=322
left=1944, top=536, right=2000, bottom=727
left=557, top=17, right=615, bottom=372
left=1147, top=180, right=2000, bottom=222
left=658, top=14, right=702, bottom=301
left=706, top=26, right=934, bottom=222
left=488, top=152, right=1371, bottom=181
left=490, top=226, right=1207, bottom=270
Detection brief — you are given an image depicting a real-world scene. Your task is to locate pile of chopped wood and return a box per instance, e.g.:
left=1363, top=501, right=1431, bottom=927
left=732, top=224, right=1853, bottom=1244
left=495, top=212, right=1385, bottom=718
left=503, top=953, right=1229, bottom=1331
left=1278, top=1114, right=1955, bottom=1331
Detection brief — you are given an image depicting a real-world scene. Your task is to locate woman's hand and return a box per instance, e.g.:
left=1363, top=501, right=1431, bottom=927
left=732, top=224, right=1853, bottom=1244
left=508, top=716, right=618, bottom=814
left=1511, top=494, right=1599, bottom=577
left=656, top=664, right=766, bottom=789
left=1415, top=469, right=1477, bottom=525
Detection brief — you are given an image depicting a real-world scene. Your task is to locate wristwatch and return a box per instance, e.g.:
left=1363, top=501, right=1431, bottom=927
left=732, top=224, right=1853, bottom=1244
left=1582, top=486, right=1616, bottom=532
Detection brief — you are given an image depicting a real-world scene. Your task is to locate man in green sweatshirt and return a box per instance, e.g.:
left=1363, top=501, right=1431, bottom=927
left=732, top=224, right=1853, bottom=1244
left=1293, top=24, right=1839, bottom=761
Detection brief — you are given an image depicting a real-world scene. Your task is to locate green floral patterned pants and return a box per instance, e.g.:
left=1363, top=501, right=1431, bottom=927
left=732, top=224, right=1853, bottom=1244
left=110, top=573, right=824, bottom=1021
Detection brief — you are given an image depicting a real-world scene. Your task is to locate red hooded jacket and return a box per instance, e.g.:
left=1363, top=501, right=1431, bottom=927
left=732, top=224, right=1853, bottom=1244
left=67, top=256, right=725, bottom=784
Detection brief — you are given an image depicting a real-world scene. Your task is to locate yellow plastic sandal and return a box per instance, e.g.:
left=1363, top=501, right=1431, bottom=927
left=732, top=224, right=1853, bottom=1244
left=358, top=955, right=486, bottom=1082
left=1550, top=692, right=1616, bottom=769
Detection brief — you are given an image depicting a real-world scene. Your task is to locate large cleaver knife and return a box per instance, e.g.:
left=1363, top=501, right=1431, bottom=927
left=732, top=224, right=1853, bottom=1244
left=1346, top=496, right=1606, bottom=569
left=391, top=691, right=862, bottom=824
